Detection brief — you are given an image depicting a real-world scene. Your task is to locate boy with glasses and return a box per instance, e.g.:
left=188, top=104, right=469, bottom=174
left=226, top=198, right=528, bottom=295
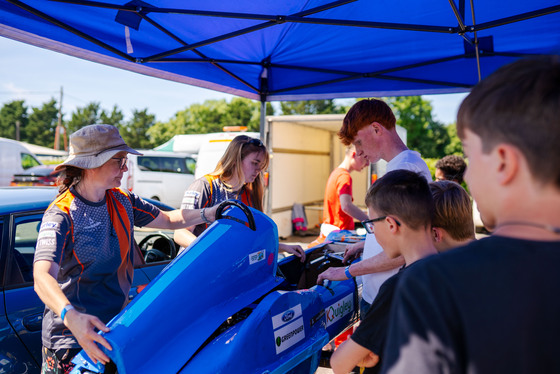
left=382, top=56, right=560, bottom=373
left=330, top=169, right=437, bottom=374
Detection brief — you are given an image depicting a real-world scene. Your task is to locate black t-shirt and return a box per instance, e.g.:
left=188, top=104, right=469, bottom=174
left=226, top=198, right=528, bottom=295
left=381, top=236, right=560, bottom=374
left=351, top=268, right=405, bottom=374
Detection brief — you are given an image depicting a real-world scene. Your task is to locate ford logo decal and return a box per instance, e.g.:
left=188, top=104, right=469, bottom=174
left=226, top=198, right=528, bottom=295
left=282, top=310, right=295, bottom=322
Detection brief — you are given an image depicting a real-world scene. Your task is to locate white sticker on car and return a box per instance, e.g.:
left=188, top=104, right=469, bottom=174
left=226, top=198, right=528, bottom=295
left=274, top=317, right=305, bottom=354
left=271, top=304, right=302, bottom=330
left=325, top=293, right=353, bottom=327
left=249, top=249, right=266, bottom=265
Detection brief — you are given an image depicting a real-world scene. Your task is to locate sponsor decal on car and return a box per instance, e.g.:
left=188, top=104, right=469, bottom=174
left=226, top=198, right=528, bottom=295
left=273, top=317, right=305, bottom=354
left=272, top=304, right=302, bottom=330
left=325, top=293, right=353, bottom=327
left=249, top=249, right=266, bottom=265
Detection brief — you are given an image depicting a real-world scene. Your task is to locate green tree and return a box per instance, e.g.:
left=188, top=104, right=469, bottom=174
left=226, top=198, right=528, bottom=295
left=387, top=96, right=452, bottom=159
left=121, top=109, right=156, bottom=149
left=100, top=105, right=124, bottom=127
left=149, top=98, right=273, bottom=147
left=25, top=99, right=59, bottom=147
left=67, top=102, right=102, bottom=134
left=0, top=100, right=28, bottom=139
left=444, top=123, right=463, bottom=155
left=280, top=100, right=346, bottom=115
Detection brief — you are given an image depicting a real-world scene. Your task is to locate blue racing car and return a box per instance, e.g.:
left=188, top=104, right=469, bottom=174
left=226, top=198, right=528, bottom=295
left=71, top=200, right=360, bottom=373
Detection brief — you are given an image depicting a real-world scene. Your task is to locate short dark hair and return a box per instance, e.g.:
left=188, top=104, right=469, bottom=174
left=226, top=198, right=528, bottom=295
left=429, top=180, right=475, bottom=240
left=365, top=170, right=433, bottom=230
left=338, top=99, right=396, bottom=146
left=457, top=56, right=560, bottom=188
left=435, top=155, right=467, bottom=184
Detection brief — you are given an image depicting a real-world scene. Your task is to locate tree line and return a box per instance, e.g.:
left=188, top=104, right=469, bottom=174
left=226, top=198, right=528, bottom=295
left=0, top=97, right=462, bottom=159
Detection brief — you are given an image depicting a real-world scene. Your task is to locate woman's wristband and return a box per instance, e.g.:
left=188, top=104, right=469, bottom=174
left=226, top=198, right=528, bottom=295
left=60, top=304, right=75, bottom=322
left=344, top=265, right=353, bottom=279
left=200, top=208, right=212, bottom=224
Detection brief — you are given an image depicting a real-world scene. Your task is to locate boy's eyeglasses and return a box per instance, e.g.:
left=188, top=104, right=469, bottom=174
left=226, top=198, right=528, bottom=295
left=111, top=156, right=128, bottom=170
left=362, top=216, right=401, bottom=234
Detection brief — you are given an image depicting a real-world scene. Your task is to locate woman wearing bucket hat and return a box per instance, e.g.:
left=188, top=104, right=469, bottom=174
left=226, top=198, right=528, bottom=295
left=33, top=124, right=218, bottom=373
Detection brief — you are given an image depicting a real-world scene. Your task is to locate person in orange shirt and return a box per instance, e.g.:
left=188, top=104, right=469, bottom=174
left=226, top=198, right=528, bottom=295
left=309, top=145, right=369, bottom=247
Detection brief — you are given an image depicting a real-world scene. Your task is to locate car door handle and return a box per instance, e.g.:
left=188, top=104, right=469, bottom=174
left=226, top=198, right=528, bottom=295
left=22, top=313, right=43, bottom=332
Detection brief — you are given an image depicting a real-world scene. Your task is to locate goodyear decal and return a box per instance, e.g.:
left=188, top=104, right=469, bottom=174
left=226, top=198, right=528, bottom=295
left=271, top=304, right=302, bottom=330
left=325, top=293, right=353, bottom=328
left=249, top=249, right=266, bottom=265
left=274, top=317, right=305, bottom=354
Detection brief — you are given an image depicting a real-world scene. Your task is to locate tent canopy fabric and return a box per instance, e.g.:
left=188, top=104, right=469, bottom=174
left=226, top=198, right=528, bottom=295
left=1, top=0, right=559, bottom=102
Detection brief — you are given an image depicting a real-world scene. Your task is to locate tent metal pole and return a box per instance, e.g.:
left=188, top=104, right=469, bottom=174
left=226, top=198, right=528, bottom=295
left=470, top=0, right=481, bottom=82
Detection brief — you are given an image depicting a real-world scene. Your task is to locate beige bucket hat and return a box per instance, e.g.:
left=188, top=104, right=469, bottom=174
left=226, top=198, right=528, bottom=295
left=55, top=124, right=142, bottom=171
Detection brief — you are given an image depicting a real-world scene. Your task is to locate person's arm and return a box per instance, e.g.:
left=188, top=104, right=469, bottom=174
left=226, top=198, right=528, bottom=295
left=146, top=204, right=219, bottom=230
left=279, top=243, right=306, bottom=262
left=33, top=260, right=112, bottom=365
left=317, top=251, right=404, bottom=284
left=343, top=241, right=365, bottom=263
left=331, top=338, right=378, bottom=374
left=339, top=193, right=369, bottom=222
left=173, top=227, right=198, bottom=248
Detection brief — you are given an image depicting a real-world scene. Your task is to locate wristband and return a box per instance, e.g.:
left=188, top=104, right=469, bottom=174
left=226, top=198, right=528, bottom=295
left=60, top=304, right=75, bottom=322
left=200, top=207, right=212, bottom=224
left=344, top=265, right=353, bottom=279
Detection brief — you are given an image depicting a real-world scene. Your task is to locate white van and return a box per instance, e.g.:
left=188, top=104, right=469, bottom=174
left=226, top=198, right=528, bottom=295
left=120, top=150, right=196, bottom=208
left=0, top=137, right=42, bottom=186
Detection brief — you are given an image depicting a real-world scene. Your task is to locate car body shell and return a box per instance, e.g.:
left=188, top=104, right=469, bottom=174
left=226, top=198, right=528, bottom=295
left=70, top=202, right=358, bottom=374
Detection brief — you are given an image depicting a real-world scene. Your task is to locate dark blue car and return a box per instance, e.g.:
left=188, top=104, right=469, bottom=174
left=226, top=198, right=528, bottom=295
left=0, top=187, right=176, bottom=373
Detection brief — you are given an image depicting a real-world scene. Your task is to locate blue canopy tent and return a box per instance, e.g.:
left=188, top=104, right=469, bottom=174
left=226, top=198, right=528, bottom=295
left=1, top=0, right=559, bottom=102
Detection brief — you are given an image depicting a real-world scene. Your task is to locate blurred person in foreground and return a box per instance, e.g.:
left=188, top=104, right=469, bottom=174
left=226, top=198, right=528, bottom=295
left=309, top=145, right=369, bottom=248
left=382, top=56, right=560, bottom=374
left=33, top=124, right=218, bottom=373
left=174, top=135, right=305, bottom=261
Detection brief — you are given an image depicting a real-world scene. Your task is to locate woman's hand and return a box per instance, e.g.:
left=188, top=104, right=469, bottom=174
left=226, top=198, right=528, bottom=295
left=279, top=243, right=306, bottom=262
left=64, top=309, right=112, bottom=365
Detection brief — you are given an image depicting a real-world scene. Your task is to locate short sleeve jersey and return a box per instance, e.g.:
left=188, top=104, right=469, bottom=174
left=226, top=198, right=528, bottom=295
left=323, top=167, right=354, bottom=230
left=34, top=187, right=159, bottom=350
left=180, top=175, right=252, bottom=236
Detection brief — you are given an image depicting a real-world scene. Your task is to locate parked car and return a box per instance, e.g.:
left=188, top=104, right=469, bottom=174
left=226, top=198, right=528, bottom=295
left=0, top=187, right=178, bottom=373
left=70, top=201, right=359, bottom=374
left=0, top=137, right=42, bottom=186
left=10, top=165, right=60, bottom=187
left=120, top=150, right=197, bottom=208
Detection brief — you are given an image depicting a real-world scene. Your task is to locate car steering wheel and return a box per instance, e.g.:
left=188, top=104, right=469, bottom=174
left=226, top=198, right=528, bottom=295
left=216, top=200, right=256, bottom=231
left=138, top=232, right=177, bottom=262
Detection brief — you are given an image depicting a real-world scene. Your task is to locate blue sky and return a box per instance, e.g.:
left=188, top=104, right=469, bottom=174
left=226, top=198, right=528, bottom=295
left=1, top=36, right=467, bottom=125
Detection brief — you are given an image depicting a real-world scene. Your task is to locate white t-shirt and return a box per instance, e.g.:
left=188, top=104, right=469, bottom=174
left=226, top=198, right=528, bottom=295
left=361, top=150, right=431, bottom=304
